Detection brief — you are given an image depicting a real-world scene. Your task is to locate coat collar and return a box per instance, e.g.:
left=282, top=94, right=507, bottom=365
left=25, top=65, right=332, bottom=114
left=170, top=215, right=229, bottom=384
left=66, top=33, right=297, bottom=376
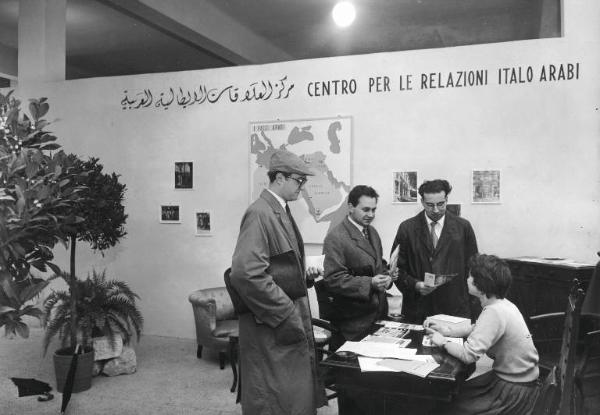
left=260, top=189, right=301, bottom=255
left=342, top=217, right=377, bottom=259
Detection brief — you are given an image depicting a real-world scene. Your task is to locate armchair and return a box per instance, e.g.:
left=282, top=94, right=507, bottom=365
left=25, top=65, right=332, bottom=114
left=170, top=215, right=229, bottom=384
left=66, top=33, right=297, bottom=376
left=188, top=287, right=239, bottom=369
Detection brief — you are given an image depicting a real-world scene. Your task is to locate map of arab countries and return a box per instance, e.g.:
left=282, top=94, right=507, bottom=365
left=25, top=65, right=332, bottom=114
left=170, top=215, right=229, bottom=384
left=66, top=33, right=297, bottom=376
left=249, top=117, right=352, bottom=243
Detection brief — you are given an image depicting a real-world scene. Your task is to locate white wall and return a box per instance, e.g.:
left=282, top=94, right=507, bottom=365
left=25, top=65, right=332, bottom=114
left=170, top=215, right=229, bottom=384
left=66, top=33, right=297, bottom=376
left=11, top=1, right=600, bottom=338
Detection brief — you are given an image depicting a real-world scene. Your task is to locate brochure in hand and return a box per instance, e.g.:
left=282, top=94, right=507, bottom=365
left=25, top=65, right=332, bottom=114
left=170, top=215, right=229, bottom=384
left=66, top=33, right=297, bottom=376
left=423, top=272, right=458, bottom=288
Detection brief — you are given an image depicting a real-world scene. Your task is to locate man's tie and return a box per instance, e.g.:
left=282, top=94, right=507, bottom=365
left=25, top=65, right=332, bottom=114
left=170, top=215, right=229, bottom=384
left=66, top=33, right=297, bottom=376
left=430, top=221, right=438, bottom=249
left=362, top=226, right=370, bottom=240
left=285, top=204, right=305, bottom=259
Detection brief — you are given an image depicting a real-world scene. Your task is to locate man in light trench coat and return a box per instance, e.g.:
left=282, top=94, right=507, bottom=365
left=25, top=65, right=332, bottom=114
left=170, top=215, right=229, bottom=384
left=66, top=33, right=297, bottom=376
left=230, top=149, right=327, bottom=415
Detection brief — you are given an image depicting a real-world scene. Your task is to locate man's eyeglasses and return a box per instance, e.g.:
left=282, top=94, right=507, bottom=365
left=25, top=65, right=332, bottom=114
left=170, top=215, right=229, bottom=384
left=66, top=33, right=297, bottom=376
left=285, top=175, right=308, bottom=187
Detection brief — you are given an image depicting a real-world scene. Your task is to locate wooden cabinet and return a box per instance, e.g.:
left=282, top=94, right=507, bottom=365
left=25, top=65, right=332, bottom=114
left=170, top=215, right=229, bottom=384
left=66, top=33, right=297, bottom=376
left=504, top=257, right=595, bottom=319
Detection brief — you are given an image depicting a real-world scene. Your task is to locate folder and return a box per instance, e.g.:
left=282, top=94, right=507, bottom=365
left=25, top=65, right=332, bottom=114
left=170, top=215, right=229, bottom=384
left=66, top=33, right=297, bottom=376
left=225, top=250, right=306, bottom=314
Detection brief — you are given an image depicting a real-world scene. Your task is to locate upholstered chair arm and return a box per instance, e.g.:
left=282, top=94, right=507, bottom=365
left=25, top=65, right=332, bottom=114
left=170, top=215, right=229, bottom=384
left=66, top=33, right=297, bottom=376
left=189, top=292, right=217, bottom=332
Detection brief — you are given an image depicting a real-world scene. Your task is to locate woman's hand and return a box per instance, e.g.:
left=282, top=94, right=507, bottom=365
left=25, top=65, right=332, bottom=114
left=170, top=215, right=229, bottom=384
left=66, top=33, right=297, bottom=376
left=423, top=318, right=451, bottom=337
left=425, top=329, right=447, bottom=348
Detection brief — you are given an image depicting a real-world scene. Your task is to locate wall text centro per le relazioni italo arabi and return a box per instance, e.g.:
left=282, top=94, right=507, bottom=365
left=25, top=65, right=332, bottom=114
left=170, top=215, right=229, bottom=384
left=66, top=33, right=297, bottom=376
left=306, top=63, right=580, bottom=96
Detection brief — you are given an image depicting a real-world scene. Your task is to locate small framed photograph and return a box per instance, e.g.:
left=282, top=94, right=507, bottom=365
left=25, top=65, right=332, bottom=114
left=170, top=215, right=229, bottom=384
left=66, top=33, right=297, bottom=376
left=392, top=171, right=418, bottom=203
left=175, top=162, right=193, bottom=189
left=160, top=205, right=181, bottom=223
left=446, top=204, right=462, bottom=217
left=472, top=170, right=501, bottom=204
left=195, top=210, right=212, bottom=236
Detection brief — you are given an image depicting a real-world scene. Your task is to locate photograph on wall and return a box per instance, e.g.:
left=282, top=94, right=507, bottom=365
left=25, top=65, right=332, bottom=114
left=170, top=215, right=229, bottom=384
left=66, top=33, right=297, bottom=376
left=392, top=171, right=418, bottom=203
left=160, top=205, right=181, bottom=223
left=174, top=162, right=193, bottom=189
left=472, top=170, right=501, bottom=203
left=249, top=116, right=353, bottom=243
left=195, top=210, right=212, bottom=236
left=447, top=204, right=461, bottom=217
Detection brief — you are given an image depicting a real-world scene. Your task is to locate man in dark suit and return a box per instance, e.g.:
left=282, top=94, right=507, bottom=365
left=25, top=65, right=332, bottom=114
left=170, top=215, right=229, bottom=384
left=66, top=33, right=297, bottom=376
left=230, top=149, right=326, bottom=415
left=323, top=185, right=392, bottom=346
left=391, top=179, right=478, bottom=323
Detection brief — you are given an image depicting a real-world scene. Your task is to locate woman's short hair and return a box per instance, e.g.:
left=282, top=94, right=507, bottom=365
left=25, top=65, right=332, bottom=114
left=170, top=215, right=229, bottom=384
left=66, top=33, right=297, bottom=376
left=468, top=253, right=512, bottom=299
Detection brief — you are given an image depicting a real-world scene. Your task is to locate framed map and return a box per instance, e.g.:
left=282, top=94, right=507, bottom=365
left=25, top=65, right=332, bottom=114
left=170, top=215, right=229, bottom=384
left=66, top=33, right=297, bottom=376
left=249, top=116, right=353, bottom=243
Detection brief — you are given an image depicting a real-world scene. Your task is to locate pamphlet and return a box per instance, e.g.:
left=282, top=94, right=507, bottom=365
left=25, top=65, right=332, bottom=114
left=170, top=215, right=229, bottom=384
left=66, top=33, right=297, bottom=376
left=305, top=255, right=325, bottom=270
left=361, top=335, right=411, bottom=347
left=389, top=245, right=400, bottom=276
left=424, top=272, right=458, bottom=287
left=376, top=321, right=424, bottom=331
left=372, top=326, right=409, bottom=339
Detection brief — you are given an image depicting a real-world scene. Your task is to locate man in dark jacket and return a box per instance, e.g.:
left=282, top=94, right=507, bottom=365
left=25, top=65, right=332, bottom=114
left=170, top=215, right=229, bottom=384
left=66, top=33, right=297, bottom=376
left=323, top=185, right=392, bottom=347
left=391, top=179, right=478, bottom=323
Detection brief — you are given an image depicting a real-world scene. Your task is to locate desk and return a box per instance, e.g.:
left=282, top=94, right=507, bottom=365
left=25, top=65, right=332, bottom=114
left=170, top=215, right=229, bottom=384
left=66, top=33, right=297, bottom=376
left=320, top=328, right=474, bottom=415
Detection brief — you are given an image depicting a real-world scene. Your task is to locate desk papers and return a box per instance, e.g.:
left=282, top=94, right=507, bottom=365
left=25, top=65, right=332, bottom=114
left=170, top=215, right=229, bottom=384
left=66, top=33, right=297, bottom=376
left=376, top=321, right=424, bottom=331
left=377, top=358, right=440, bottom=377
left=362, top=335, right=411, bottom=347
left=337, top=341, right=417, bottom=359
left=357, top=356, right=439, bottom=377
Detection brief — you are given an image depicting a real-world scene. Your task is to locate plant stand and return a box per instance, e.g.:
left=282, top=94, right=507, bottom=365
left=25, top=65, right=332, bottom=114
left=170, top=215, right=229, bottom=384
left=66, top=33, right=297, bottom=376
left=53, top=347, right=95, bottom=393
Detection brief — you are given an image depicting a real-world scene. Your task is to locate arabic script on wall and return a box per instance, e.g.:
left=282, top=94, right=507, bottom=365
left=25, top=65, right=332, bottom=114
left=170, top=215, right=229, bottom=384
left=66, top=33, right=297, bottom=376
left=121, top=76, right=294, bottom=110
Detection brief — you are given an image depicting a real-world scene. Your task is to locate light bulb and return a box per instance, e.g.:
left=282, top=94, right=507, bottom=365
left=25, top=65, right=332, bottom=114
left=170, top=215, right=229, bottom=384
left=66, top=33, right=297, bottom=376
left=332, top=1, right=356, bottom=28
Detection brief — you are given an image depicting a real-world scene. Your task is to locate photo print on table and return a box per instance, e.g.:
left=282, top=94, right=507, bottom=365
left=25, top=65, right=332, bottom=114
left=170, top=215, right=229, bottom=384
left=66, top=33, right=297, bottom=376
left=195, top=210, right=212, bottom=236
left=472, top=170, right=501, bottom=204
left=175, top=162, right=193, bottom=189
left=160, top=205, right=181, bottom=223
left=392, top=171, right=418, bottom=203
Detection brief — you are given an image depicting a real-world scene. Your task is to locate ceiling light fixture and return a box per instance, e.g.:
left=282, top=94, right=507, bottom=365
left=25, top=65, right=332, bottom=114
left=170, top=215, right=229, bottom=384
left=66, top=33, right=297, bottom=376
left=332, top=1, right=356, bottom=28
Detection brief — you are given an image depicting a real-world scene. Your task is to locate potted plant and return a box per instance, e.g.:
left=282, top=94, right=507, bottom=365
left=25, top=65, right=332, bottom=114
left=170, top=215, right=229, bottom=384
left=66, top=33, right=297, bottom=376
left=1, top=91, right=89, bottom=338
left=42, top=269, right=143, bottom=391
left=39, top=155, right=129, bottom=392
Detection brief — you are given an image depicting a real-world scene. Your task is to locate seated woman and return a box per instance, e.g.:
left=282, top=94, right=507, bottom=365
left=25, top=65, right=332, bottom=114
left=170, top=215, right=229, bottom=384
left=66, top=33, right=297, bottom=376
left=425, top=253, right=539, bottom=415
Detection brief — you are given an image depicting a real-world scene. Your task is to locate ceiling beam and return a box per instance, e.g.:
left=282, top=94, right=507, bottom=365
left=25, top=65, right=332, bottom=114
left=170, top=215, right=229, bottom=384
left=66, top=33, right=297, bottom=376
left=96, top=0, right=293, bottom=66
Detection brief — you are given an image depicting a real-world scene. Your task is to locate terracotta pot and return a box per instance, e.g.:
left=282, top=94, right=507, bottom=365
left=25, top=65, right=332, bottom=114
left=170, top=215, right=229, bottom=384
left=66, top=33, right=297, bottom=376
left=53, top=346, right=95, bottom=393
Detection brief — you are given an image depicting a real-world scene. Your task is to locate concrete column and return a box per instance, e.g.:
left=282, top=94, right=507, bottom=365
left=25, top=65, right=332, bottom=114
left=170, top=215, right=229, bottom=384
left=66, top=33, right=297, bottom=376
left=18, top=0, right=66, bottom=82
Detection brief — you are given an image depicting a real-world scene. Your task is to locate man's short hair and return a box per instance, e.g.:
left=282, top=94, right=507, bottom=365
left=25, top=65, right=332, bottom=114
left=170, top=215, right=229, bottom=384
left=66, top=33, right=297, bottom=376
left=267, top=170, right=281, bottom=183
left=418, top=179, right=452, bottom=197
left=348, top=185, right=379, bottom=207
left=468, top=254, right=512, bottom=299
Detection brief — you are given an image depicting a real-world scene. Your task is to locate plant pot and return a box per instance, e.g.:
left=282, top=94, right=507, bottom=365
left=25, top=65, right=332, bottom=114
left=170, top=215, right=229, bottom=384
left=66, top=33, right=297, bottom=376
left=53, top=346, right=95, bottom=393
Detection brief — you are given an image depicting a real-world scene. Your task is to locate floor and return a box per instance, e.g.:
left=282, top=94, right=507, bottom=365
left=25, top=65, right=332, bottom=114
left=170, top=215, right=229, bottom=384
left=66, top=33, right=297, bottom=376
left=0, top=328, right=338, bottom=415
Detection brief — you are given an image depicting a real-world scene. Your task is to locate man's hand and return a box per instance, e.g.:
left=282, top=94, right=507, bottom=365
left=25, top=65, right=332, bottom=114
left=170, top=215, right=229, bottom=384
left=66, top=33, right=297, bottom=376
left=306, top=265, right=323, bottom=281
left=371, top=274, right=392, bottom=292
left=415, top=281, right=436, bottom=296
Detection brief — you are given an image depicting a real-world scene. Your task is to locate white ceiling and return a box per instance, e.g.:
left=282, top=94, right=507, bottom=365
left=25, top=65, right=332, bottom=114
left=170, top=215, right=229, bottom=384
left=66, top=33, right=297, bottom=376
left=0, top=0, right=561, bottom=80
